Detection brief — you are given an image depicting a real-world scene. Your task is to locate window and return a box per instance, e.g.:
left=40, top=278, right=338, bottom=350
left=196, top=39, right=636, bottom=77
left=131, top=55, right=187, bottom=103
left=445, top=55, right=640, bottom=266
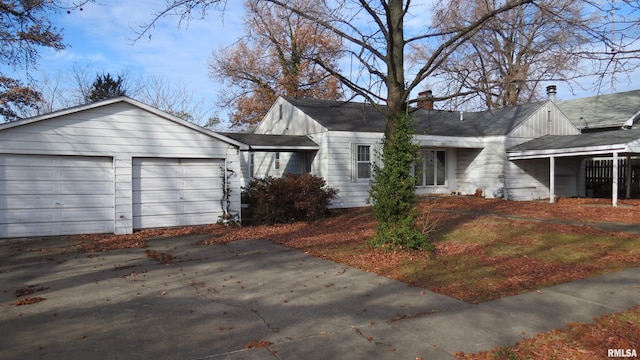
left=414, top=149, right=446, bottom=186
left=274, top=152, right=280, bottom=170
left=249, top=152, right=255, bottom=178
left=356, top=145, right=372, bottom=179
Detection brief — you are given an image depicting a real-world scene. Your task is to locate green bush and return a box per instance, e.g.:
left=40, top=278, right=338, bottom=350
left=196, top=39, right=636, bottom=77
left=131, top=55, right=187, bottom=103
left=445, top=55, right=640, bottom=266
left=369, top=113, right=433, bottom=251
left=243, top=173, right=338, bottom=224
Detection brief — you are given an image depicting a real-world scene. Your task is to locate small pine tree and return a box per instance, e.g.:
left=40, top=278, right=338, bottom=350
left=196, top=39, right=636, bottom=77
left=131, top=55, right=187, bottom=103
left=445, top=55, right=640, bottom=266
left=86, top=73, right=126, bottom=103
left=369, top=113, right=432, bottom=251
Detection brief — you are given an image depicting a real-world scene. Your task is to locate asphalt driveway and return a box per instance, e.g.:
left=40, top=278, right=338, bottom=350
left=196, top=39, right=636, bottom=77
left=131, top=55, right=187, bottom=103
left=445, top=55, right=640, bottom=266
left=1, top=235, right=638, bottom=359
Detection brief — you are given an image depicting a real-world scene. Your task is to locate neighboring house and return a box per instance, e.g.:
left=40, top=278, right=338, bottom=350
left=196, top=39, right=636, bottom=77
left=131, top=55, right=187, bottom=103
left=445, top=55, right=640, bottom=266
left=0, top=97, right=247, bottom=238
left=237, top=86, right=640, bottom=208
left=557, top=89, right=640, bottom=132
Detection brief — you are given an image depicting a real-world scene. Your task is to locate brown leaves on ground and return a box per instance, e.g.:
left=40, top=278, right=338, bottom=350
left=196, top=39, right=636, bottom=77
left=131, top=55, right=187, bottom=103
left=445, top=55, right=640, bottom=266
left=144, top=249, right=174, bottom=264
left=32, top=195, right=640, bottom=359
left=65, top=196, right=639, bottom=301
left=423, top=195, right=640, bottom=224
left=15, top=285, right=48, bottom=298
left=243, top=339, right=273, bottom=349
left=13, top=285, right=48, bottom=306
left=456, top=305, right=640, bottom=360
left=69, top=196, right=640, bottom=304
left=75, top=225, right=223, bottom=252
left=12, top=297, right=46, bottom=306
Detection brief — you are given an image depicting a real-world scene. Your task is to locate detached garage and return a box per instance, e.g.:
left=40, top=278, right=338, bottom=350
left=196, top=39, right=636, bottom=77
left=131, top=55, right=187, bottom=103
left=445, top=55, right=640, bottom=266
left=0, top=97, right=246, bottom=238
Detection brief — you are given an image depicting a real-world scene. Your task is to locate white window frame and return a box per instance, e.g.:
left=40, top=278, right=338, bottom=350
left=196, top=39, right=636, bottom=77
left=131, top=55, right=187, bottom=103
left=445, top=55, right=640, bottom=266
left=414, top=148, right=447, bottom=187
left=274, top=152, right=280, bottom=170
left=355, top=144, right=372, bottom=180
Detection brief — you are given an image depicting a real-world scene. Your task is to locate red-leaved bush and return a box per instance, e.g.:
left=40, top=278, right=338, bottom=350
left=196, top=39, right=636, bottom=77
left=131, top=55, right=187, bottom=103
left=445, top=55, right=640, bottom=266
left=243, top=173, right=338, bottom=224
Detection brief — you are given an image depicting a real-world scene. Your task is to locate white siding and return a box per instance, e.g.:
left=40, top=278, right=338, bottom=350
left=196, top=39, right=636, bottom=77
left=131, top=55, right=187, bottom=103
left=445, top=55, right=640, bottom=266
left=503, top=157, right=580, bottom=201
left=0, top=100, right=241, bottom=237
left=504, top=159, right=550, bottom=200
left=114, top=156, right=133, bottom=234
left=322, top=131, right=383, bottom=208
left=237, top=151, right=308, bottom=188
left=456, top=137, right=508, bottom=198
left=252, top=152, right=304, bottom=179
left=255, top=98, right=327, bottom=135
left=0, top=103, right=233, bottom=157
left=554, top=158, right=581, bottom=197
left=510, top=102, right=580, bottom=138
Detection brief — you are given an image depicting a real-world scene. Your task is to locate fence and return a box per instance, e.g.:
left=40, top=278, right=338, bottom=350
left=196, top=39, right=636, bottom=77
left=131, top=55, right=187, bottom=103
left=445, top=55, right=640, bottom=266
left=585, top=157, right=640, bottom=198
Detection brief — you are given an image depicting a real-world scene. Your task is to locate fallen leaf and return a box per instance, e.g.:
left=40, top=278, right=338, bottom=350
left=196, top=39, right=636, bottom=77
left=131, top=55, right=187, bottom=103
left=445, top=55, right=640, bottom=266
left=243, top=339, right=272, bottom=349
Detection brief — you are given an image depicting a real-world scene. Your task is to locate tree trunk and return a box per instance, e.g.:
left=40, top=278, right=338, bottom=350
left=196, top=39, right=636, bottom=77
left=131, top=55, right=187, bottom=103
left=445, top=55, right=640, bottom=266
left=384, top=0, right=407, bottom=139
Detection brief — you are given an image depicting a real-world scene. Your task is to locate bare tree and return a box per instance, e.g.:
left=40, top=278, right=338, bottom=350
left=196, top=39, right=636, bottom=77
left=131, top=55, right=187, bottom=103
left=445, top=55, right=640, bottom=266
left=142, top=0, right=538, bottom=134
left=426, top=0, right=594, bottom=110
left=136, top=75, right=214, bottom=125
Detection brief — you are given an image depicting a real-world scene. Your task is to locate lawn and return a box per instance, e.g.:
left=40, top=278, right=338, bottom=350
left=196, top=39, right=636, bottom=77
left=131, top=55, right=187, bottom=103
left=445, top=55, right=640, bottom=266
left=72, top=195, right=640, bottom=359
left=456, top=305, right=640, bottom=360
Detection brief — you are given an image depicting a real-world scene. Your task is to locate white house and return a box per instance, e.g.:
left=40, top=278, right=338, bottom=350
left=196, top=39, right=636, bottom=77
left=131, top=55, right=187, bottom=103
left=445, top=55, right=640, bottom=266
left=4, top=88, right=640, bottom=239
left=234, top=87, right=640, bottom=208
left=0, top=97, right=247, bottom=238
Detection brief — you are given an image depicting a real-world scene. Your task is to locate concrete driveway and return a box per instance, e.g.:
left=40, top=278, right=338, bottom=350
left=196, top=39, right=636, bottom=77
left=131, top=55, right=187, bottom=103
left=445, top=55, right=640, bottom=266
left=1, top=235, right=639, bottom=359
left=0, top=235, right=468, bottom=359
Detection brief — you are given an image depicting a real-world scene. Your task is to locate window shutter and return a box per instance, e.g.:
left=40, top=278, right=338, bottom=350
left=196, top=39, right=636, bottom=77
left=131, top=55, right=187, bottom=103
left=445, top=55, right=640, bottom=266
left=350, top=143, right=357, bottom=182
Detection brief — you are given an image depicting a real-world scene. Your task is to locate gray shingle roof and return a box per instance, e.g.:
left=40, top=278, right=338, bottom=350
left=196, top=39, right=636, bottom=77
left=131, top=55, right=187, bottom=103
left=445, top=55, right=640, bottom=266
left=220, top=132, right=318, bottom=150
left=284, top=97, right=543, bottom=137
left=508, top=129, right=640, bottom=152
left=557, top=89, right=640, bottom=130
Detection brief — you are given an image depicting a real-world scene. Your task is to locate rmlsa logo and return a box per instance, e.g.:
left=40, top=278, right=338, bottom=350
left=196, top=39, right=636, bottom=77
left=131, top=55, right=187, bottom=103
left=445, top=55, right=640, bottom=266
left=608, top=349, right=637, bottom=358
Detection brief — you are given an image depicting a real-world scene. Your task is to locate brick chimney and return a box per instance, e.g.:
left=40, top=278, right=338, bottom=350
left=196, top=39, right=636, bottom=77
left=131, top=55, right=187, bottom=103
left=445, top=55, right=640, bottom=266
left=417, top=90, right=434, bottom=110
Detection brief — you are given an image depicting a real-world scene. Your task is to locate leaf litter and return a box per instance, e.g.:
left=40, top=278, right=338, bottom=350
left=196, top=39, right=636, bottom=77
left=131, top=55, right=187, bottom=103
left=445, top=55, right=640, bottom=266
left=54, top=196, right=640, bottom=357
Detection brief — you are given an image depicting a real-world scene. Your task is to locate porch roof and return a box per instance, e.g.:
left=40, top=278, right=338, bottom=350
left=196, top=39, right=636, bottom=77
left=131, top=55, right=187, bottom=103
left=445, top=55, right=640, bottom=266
left=507, top=129, right=640, bottom=159
left=220, top=132, right=319, bottom=151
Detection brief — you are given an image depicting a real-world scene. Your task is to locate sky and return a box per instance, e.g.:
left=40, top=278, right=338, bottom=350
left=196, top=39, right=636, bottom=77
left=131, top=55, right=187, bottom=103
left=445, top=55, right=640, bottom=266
left=9, top=1, right=640, bottom=129
left=28, top=1, right=247, bottom=128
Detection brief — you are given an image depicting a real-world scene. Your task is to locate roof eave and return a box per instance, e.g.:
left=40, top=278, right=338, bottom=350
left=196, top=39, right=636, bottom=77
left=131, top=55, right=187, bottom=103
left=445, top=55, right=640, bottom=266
left=248, top=145, right=320, bottom=151
left=507, top=144, right=630, bottom=160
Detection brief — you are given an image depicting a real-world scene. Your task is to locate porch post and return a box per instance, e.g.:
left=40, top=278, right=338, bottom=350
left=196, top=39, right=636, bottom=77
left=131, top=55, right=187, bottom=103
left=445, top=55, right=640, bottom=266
left=626, top=155, right=632, bottom=199
left=549, top=156, right=555, bottom=204
left=612, top=152, right=619, bottom=207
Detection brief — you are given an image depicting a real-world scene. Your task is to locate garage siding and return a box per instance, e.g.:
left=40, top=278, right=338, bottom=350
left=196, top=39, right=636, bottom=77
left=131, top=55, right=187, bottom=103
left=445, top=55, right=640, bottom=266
left=0, top=154, right=115, bottom=237
left=0, top=99, right=242, bottom=238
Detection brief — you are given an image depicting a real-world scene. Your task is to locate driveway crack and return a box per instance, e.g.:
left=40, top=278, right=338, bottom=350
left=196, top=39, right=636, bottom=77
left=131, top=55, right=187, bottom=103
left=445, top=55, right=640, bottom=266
left=352, top=326, right=396, bottom=352
left=251, top=308, right=281, bottom=335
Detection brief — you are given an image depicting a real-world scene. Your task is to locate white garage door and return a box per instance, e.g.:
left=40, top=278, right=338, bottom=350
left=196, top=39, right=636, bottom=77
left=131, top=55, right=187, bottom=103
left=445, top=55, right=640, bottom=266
left=132, top=158, right=224, bottom=229
left=0, top=155, right=115, bottom=238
